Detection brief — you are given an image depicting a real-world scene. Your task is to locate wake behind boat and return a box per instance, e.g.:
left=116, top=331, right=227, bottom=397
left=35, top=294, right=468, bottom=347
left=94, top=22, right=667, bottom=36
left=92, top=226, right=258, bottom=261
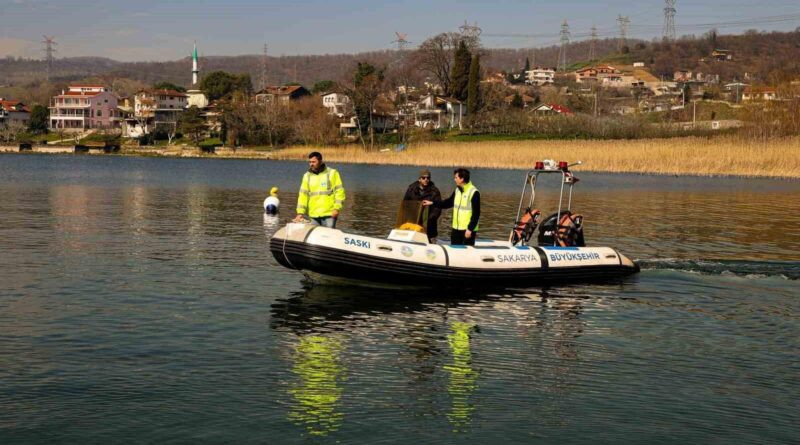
left=271, top=161, right=639, bottom=287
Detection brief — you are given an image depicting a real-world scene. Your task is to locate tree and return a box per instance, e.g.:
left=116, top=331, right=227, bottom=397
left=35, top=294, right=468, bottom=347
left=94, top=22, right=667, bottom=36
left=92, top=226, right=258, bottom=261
left=342, top=62, right=385, bottom=149
left=152, top=82, right=187, bottom=92
left=0, top=120, right=26, bottom=143
left=415, top=32, right=463, bottom=95
left=180, top=106, right=206, bottom=145
left=449, top=40, right=472, bottom=100
left=27, top=104, right=49, bottom=134
left=510, top=92, right=524, bottom=109
left=312, top=80, right=335, bottom=94
left=200, top=71, right=252, bottom=101
left=467, top=55, right=481, bottom=115
left=524, top=57, right=531, bottom=71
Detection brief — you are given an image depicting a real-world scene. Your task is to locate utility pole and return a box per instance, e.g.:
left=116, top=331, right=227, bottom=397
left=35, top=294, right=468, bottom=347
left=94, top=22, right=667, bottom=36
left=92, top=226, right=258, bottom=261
left=459, top=20, right=482, bottom=38
left=459, top=20, right=482, bottom=48
left=558, top=20, right=570, bottom=72
left=261, top=43, right=269, bottom=91
left=617, top=15, right=630, bottom=52
left=589, top=25, right=598, bottom=61
left=42, top=36, right=57, bottom=81
left=392, top=32, right=411, bottom=140
left=663, top=0, right=677, bottom=42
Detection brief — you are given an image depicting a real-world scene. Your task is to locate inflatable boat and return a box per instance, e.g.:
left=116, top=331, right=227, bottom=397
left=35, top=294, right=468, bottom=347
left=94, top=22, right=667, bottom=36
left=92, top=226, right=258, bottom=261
left=271, top=161, right=639, bottom=287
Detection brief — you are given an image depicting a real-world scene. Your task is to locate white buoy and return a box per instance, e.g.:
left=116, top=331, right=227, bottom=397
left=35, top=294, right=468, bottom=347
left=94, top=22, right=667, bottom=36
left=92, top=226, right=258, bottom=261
left=264, top=186, right=280, bottom=215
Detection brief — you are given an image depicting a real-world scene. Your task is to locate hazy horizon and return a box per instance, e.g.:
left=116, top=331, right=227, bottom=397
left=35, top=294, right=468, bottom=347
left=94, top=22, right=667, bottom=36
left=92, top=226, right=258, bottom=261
left=1, top=0, right=799, bottom=62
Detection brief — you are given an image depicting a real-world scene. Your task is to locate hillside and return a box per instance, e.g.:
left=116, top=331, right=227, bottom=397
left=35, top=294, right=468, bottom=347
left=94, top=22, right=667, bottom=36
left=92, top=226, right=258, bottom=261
left=1, top=29, right=798, bottom=105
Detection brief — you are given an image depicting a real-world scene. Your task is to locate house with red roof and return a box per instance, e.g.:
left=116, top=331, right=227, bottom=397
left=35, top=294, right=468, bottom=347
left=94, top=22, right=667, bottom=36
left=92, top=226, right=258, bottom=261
left=531, top=103, right=573, bottom=115
left=0, top=98, right=31, bottom=126
left=742, top=86, right=777, bottom=102
left=49, top=85, right=121, bottom=131
left=255, top=85, right=311, bottom=104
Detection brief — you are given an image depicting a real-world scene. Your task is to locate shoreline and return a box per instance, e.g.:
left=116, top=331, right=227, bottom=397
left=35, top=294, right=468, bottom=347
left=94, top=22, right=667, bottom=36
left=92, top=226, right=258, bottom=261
left=3, top=136, right=799, bottom=179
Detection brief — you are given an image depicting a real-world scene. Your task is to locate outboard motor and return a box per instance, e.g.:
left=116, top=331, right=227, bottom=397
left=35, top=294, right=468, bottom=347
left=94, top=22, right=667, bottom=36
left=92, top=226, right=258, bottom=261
left=537, top=211, right=585, bottom=247
left=511, top=208, right=541, bottom=245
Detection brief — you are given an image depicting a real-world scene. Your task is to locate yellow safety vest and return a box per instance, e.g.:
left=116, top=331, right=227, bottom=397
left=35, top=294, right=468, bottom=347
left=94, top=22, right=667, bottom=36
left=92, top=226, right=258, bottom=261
left=296, top=167, right=346, bottom=218
left=452, top=182, right=479, bottom=231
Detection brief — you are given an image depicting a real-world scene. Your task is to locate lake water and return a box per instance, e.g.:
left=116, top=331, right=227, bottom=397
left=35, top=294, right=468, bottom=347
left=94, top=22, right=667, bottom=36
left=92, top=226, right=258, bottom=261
left=1, top=153, right=798, bottom=444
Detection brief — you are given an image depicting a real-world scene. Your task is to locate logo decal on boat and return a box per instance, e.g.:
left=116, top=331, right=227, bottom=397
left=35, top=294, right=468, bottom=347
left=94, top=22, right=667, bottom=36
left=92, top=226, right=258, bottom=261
left=497, top=254, right=537, bottom=263
left=401, top=245, right=414, bottom=257
left=549, top=252, right=601, bottom=262
left=425, top=248, right=437, bottom=260
left=344, top=237, right=371, bottom=249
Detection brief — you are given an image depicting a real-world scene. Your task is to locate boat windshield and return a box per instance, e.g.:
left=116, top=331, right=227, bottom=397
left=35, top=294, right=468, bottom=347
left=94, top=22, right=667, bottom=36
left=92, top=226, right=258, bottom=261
left=395, top=200, right=429, bottom=233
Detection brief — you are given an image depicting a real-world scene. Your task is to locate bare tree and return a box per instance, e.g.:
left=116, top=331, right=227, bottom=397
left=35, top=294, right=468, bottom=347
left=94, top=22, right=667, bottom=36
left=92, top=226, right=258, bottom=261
left=0, top=120, right=26, bottom=143
left=413, top=32, right=482, bottom=96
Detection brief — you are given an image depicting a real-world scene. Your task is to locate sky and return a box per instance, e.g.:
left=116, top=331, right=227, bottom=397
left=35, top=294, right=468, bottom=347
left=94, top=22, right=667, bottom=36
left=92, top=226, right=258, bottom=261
left=1, top=0, right=799, bottom=61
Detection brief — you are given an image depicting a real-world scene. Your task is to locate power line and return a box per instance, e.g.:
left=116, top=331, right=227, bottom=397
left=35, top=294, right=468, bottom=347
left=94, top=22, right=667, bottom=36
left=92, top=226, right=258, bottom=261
left=589, top=25, right=598, bottom=60
left=484, top=11, right=800, bottom=45
left=663, top=0, right=677, bottom=41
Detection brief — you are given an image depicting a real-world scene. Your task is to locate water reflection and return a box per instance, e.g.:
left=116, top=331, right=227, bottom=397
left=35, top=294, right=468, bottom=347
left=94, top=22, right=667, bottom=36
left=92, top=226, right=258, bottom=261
left=270, top=285, right=597, bottom=434
left=287, top=334, right=346, bottom=437
left=444, top=322, right=478, bottom=431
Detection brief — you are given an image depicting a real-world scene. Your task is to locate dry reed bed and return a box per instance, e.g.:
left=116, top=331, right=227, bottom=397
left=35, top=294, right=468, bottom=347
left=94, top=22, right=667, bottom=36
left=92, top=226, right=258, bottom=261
left=271, top=137, right=800, bottom=178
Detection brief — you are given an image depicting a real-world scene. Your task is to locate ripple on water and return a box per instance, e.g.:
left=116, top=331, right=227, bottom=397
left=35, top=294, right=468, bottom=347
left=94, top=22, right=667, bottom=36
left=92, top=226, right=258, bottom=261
left=1, top=155, right=799, bottom=444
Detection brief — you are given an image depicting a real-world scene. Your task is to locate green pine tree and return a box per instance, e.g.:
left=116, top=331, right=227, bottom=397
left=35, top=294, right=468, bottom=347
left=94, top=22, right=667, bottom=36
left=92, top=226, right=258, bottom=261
left=524, top=57, right=531, bottom=72
left=467, top=55, right=481, bottom=115
left=27, top=105, right=49, bottom=134
left=449, top=40, right=472, bottom=100
left=510, top=92, right=524, bottom=109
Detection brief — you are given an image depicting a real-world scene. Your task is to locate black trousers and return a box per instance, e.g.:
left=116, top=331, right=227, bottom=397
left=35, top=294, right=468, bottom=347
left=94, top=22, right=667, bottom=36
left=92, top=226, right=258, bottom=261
left=450, top=229, right=477, bottom=246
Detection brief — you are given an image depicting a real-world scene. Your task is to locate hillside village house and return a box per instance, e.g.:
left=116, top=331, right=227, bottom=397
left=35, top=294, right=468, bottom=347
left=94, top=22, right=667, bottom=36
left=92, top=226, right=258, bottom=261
left=0, top=99, right=30, bottom=126
left=414, top=94, right=465, bottom=129
left=322, top=93, right=351, bottom=117
left=742, top=86, right=777, bottom=101
left=49, top=85, right=120, bottom=131
left=122, top=89, right=188, bottom=137
left=711, top=49, right=733, bottom=61
left=574, top=65, right=620, bottom=84
left=602, top=75, right=645, bottom=89
left=531, top=103, right=572, bottom=115
left=255, top=85, right=310, bottom=104
left=339, top=113, right=397, bottom=136
left=525, top=68, right=555, bottom=86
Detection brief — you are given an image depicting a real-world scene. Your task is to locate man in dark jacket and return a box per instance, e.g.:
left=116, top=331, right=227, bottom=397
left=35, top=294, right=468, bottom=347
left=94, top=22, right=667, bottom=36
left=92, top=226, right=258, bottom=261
left=403, top=169, right=442, bottom=243
left=422, top=168, right=480, bottom=246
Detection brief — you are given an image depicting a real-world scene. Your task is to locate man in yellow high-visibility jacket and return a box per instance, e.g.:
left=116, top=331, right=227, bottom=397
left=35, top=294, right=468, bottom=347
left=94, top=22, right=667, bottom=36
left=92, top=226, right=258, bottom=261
left=423, top=168, right=480, bottom=246
left=292, top=151, right=346, bottom=228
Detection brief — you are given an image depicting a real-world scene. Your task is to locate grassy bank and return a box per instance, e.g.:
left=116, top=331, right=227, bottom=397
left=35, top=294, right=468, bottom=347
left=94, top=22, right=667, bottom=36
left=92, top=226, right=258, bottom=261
left=268, top=136, right=800, bottom=178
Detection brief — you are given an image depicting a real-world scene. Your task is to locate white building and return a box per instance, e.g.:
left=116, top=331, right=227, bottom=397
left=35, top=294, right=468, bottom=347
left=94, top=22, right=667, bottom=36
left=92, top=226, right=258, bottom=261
left=322, top=93, right=350, bottom=117
left=525, top=68, right=555, bottom=86
left=414, top=94, right=465, bottom=129
left=134, top=89, right=188, bottom=116
left=125, top=89, right=187, bottom=137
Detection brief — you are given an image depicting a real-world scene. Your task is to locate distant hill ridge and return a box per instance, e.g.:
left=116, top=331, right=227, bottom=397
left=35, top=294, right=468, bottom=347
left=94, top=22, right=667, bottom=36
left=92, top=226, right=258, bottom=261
left=1, top=29, right=798, bottom=90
